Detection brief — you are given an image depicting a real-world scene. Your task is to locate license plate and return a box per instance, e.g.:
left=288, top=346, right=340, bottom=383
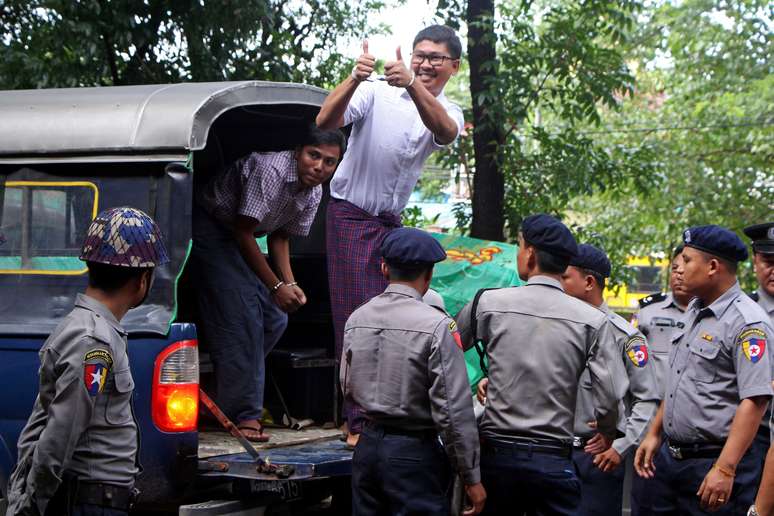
left=250, top=479, right=303, bottom=501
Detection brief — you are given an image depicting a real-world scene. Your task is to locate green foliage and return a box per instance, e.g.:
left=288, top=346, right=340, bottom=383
left=0, top=0, right=388, bottom=88
left=569, top=0, right=773, bottom=289
left=452, top=202, right=472, bottom=235
left=438, top=0, right=658, bottom=241
left=416, top=176, right=448, bottom=201
left=401, top=206, right=441, bottom=228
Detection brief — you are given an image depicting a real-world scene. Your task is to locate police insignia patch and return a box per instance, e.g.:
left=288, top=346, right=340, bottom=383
left=739, top=328, right=767, bottom=364
left=626, top=337, right=649, bottom=367
left=83, top=349, right=113, bottom=396
left=448, top=321, right=463, bottom=349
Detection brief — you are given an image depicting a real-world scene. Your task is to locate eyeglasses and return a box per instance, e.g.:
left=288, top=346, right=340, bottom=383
left=410, top=53, right=456, bottom=66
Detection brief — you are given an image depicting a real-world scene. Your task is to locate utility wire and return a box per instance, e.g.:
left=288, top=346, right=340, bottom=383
left=575, top=120, right=774, bottom=135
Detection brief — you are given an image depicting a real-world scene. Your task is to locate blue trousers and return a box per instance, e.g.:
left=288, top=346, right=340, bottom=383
left=647, top=441, right=761, bottom=515
left=572, top=448, right=625, bottom=516
left=351, top=425, right=451, bottom=516
left=480, top=442, right=580, bottom=516
left=631, top=465, right=656, bottom=516
left=191, top=205, right=288, bottom=424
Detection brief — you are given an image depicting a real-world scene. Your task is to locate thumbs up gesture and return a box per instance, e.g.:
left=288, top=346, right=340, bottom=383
left=352, top=40, right=376, bottom=83
left=384, top=46, right=415, bottom=88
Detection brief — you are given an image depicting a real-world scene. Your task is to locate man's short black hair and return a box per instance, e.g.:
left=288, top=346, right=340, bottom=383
left=672, top=243, right=685, bottom=260
left=87, top=262, right=148, bottom=292
left=387, top=262, right=432, bottom=282
left=413, top=25, right=462, bottom=59
left=535, top=249, right=570, bottom=274
left=695, top=248, right=738, bottom=274
left=300, top=124, right=347, bottom=157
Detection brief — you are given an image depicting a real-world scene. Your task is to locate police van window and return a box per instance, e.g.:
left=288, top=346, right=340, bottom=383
left=0, top=181, right=98, bottom=274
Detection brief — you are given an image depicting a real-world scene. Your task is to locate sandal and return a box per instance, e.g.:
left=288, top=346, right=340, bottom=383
left=237, top=422, right=270, bottom=443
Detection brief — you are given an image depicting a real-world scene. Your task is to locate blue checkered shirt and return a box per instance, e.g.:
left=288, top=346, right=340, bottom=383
left=198, top=151, right=321, bottom=236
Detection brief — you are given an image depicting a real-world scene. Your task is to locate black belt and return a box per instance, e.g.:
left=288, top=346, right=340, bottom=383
left=364, top=422, right=438, bottom=440
left=50, top=477, right=138, bottom=514
left=76, top=482, right=138, bottom=511
left=667, top=440, right=724, bottom=460
left=482, top=437, right=572, bottom=458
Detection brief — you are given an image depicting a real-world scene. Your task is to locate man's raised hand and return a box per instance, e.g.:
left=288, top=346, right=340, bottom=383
left=384, top=46, right=414, bottom=88
left=352, top=40, right=375, bottom=83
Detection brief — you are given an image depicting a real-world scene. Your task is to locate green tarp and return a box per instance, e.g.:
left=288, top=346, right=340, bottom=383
left=429, top=233, right=524, bottom=392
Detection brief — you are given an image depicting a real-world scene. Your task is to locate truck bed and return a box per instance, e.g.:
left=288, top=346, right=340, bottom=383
left=198, top=426, right=342, bottom=457
left=198, top=427, right=352, bottom=481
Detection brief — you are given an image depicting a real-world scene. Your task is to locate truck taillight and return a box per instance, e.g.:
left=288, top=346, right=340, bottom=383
left=152, top=340, right=199, bottom=432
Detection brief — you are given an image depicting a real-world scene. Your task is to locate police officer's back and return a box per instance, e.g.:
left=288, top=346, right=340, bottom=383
left=562, top=244, right=659, bottom=516
left=635, top=225, right=773, bottom=515
left=341, top=227, right=486, bottom=516
left=455, top=214, right=624, bottom=516
left=5, top=207, right=169, bottom=516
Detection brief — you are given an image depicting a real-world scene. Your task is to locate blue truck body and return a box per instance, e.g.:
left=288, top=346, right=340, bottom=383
left=0, top=82, right=353, bottom=513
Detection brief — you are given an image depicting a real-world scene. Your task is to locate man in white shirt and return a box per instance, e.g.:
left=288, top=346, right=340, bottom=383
left=317, top=25, right=464, bottom=445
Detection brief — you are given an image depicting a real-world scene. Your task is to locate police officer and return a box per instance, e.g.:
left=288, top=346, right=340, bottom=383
left=635, top=225, right=774, bottom=515
left=456, top=214, right=626, bottom=516
left=340, top=227, right=486, bottom=516
left=633, top=244, right=692, bottom=388
left=5, top=207, right=169, bottom=516
left=744, top=221, right=774, bottom=516
left=744, top=222, right=774, bottom=319
left=560, top=244, right=660, bottom=516
left=630, top=243, right=692, bottom=516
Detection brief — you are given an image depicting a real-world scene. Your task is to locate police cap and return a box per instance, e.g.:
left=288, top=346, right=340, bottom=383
left=521, top=214, right=578, bottom=258
left=381, top=227, right=447, bottom=267
left=682, top=225, right=748, bottom=263
left=569, top=244, right=611, bottom=278
left=743, top=222, right=774, bottom=255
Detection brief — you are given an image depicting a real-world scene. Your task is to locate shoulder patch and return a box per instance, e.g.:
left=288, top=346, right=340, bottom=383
left=446, top=320, right=463, bottom=350
left=83, top=348, right=113, bottom=396
left=738, top=328, right=767, bottom=364
left=638, top=292, right=666, bottom=309
left=625, top=336, right=649, bottom=367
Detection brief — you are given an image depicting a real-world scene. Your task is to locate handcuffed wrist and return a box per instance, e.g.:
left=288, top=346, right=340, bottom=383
left=271, top=280, right=285, bottom=293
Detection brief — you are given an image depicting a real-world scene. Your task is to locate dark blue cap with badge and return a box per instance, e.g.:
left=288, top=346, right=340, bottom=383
left=743, top=222, right=774, bottom=255
left=569, top=244, right=611, bottom=278
left=521, top=214, right=578, bottom=258
left=381, top=227, right=447, bottom=267
left=682, top=225, right=748, bottom=263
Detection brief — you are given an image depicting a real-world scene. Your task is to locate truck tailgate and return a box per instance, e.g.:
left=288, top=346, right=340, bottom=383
left=198, top=428, right=352, bottom=481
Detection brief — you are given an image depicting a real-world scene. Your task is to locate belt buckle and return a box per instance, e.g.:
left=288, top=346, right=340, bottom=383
left=668, top=444, right=683, bottom=460
left=572, top=436, right=583, bottom=448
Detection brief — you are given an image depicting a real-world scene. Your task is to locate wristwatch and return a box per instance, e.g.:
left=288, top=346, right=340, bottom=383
left=748, top=505, right=759, bottom=516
